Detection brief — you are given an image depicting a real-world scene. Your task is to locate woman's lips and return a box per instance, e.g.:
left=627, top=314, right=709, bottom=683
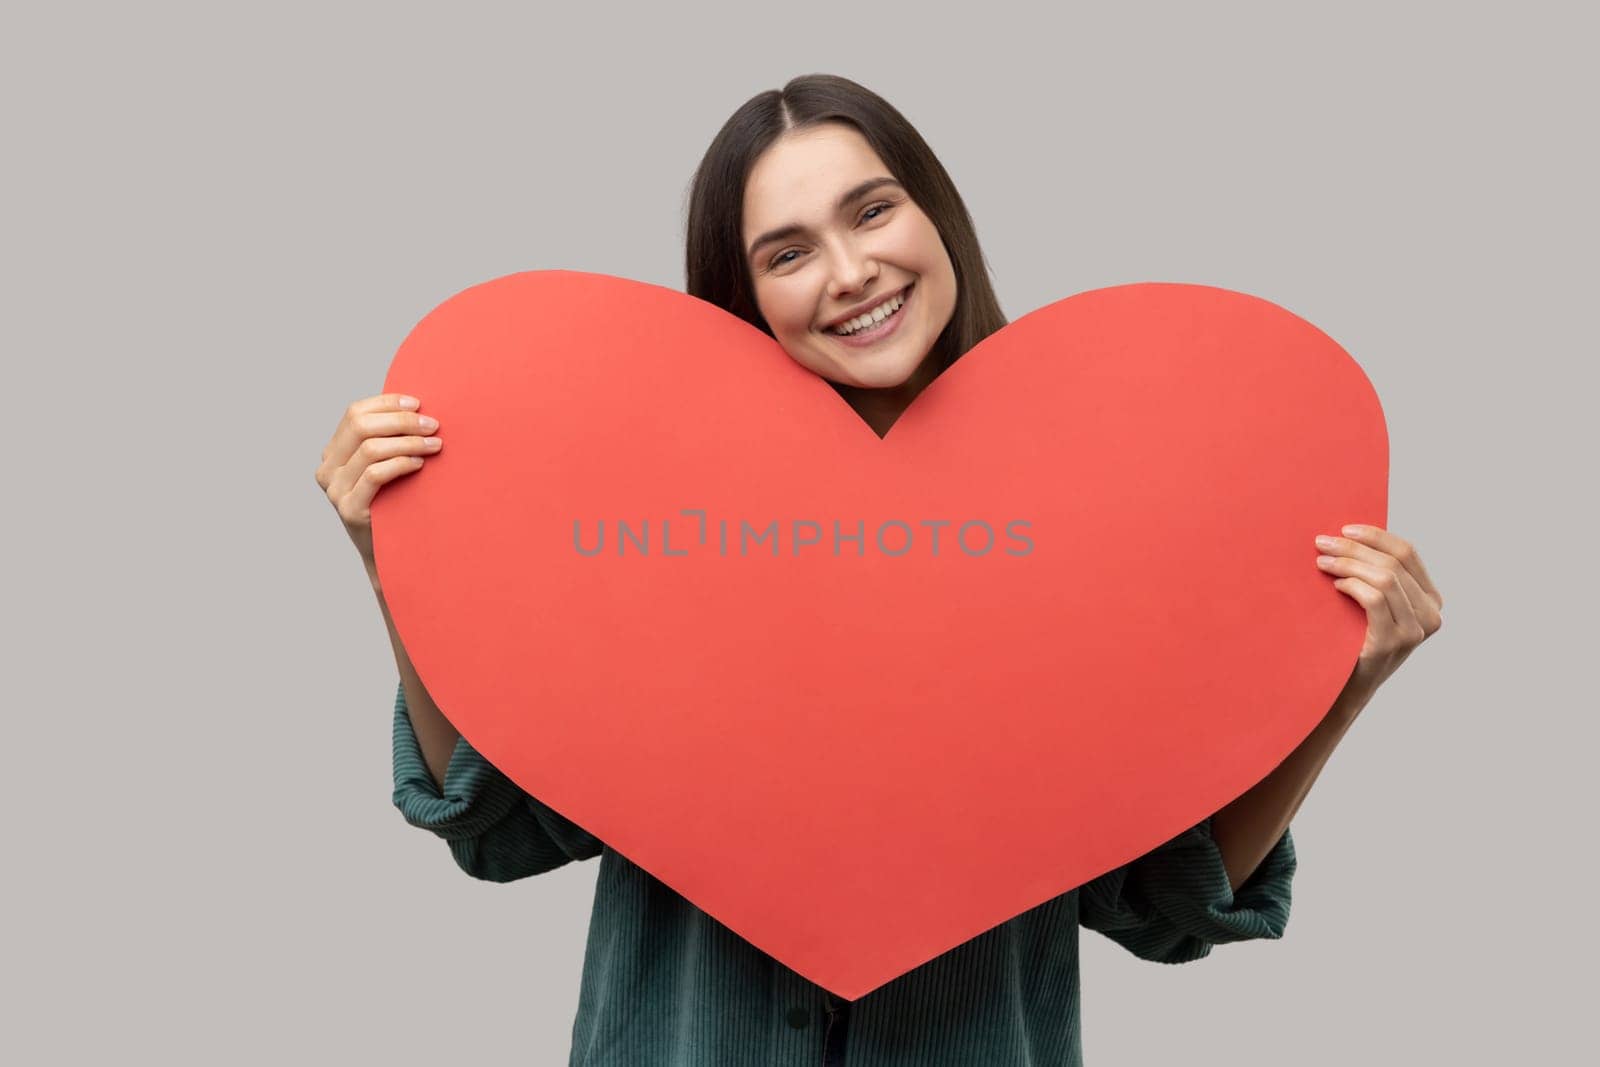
left=824, top=283, right=914, bottom=348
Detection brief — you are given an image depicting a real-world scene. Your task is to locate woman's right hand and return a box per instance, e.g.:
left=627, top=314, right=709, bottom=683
left=315, top=392, right=443, bottom=576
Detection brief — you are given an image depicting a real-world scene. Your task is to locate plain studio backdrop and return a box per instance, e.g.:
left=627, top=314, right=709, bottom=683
left=6, top=1, right=1592, bottom=1063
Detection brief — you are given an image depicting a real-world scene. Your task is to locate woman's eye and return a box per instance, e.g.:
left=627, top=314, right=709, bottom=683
left=768, top=203, right=894, bottom=270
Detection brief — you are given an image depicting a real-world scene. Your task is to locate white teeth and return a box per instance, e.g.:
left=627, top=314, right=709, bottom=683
left=832, top=290, right=905, bottom=335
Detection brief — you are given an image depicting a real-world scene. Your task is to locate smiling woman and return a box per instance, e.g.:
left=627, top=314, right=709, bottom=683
left=362, top=73, right=1298, bottom=1067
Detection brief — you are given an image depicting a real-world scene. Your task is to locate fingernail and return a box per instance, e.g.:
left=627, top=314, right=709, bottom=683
left=398, top=395, right=420, bottom=409
left=418, top=415, right=438, bottom=431
left=1342, top=525, right=1365, bottom=537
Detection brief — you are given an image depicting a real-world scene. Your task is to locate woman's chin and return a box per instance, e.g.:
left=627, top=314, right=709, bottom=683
left=818, top=349, right=927, bottom=390
left=788, top=335, right=930, bottom=391
left=829, top=366, right=914, bottom=392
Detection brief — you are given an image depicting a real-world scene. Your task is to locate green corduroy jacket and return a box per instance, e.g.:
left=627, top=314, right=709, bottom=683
left=391, top=680, right=1295, bottom=1066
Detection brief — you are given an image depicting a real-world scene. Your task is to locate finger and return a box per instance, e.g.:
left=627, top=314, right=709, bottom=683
left=1342, top=525, right=1444, bottom=611
left=1328, top=575, right=1402, bottom=644
left=319, top=394, right=410, bottom=485
left=363, top=392, right=420, bottom=412
left=320, top=404, right=438, bottom=483
left=328, top=393, right=419, bottom=454
left=1316, top=553, right=1418, bottom=640
left=336, top=454, right=430, bottom=527
left=326, top=433, right=442, bottom=505
left=1316, top=531, right=1433, bottom=622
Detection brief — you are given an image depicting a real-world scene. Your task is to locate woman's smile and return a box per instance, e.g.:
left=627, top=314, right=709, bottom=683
left=823, top=282, right=915, bottom=349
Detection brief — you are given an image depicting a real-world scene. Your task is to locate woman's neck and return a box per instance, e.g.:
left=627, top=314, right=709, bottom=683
left=833, top=348, right=945, bottom=439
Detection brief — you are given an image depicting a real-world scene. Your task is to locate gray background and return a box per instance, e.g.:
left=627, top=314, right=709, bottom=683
left=7, top=0, right=1593, bottom=1063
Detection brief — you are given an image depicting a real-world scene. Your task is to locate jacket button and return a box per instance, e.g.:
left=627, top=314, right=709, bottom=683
left=786, top=1007, right=810, bottom=1029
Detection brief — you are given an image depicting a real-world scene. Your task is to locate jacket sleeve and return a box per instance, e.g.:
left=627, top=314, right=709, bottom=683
left=1077, top=814, right=1295, bottom=964
left=391, top=679, right=604, bottom=882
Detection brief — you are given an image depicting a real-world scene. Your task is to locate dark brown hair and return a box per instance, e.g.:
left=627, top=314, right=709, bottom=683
left=684, top=73, right=1008, bottom=376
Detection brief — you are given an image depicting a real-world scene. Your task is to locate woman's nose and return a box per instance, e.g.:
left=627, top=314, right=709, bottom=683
left=827, top=249, right=879, bottom=297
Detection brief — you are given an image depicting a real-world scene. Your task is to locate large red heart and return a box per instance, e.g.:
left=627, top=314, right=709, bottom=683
left=374, top=270, right=1385, bottom=999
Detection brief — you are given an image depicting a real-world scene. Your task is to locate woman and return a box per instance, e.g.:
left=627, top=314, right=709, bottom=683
left=316, top=74, right=1443, bottom=1067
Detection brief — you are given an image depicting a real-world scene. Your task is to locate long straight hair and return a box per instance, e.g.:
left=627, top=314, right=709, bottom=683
left=684, top=74, right=1008, bottom=375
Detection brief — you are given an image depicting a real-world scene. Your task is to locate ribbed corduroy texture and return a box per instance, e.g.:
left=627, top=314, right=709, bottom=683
left=392, top=680, right=1295, bottom=1066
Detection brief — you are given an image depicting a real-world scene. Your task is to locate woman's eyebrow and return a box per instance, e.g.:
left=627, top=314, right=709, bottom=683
left=746, top=177, right=904, bottom=261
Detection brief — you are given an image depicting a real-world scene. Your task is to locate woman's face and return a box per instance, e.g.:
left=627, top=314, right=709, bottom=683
left=742, top=122, right=958, bottom=390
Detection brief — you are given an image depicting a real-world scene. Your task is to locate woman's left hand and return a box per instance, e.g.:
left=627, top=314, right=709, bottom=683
left=1314, top=525, right=1445, bottom=697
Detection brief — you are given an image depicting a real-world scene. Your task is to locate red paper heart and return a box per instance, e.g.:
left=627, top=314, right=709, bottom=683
left=375, top=270, right=1386, bottom=999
